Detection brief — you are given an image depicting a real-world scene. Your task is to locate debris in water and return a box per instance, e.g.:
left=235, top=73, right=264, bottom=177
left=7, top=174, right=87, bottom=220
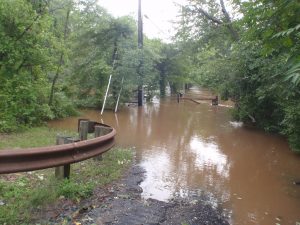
left=293, top=181, right=300, bottom=185
left=229, top=121, right=243, bottom=128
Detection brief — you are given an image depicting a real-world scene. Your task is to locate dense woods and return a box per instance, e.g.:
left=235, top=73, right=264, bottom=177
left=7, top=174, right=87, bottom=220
left=0, top=0, right=299, bottom=151
left=175, top=0, right=300, bottom=151
left=0, top=0, right=165, bottom=132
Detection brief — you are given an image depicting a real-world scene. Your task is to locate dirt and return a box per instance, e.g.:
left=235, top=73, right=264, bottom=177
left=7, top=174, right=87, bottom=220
left=35, top=165, right=229, bottom=225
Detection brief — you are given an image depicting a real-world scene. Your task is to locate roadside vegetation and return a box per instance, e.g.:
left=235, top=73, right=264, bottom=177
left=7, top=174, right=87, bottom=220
left=0, top=127, right=75, bottom=149
left=0, top=0, right=168, bottom=133
left=0, top=127, right=132, bottom=224
left=173, top=0, right=300, bottom=152
left=0, top=1, right=299, bottom=149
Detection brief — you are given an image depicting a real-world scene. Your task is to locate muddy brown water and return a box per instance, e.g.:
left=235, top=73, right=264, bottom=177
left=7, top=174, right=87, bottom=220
left=48, top=88, right=300, bottom=225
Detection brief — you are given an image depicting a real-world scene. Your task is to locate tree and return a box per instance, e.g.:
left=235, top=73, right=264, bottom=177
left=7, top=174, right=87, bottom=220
left=175, top=0, right=300, bottom=151
left=0, top=0, right=54, bottom=131
left=48, top=0, right=73, bottom=107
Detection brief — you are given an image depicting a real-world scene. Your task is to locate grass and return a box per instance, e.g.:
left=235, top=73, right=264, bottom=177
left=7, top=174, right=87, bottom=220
left=0, top=127, right=133, bottom=224
left=0, top=126, right=77, bottom=149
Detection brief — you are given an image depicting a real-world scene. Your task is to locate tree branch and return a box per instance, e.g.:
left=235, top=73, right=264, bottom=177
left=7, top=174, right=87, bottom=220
left=16, top=2, right=49, bottom=41
left=219, top=0, right=231, bottom=22
left=190, top=1, right=240, bottom=41
left=219, top=0, right=239, bottom=41
left=195, top=7, right=222, bottom=25
left=16, top=15, right=40, bottom=41
left=49, top=7, right=71, bottom=106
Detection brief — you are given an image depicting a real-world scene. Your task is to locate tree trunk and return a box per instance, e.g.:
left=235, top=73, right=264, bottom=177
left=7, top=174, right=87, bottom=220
left=49, top=7, right=70, bottom=106
left=160, top=75, right=166, bottom=97
left=219, top=0, right=239, bottom=41
left=195, top=1, right=239, bottom=41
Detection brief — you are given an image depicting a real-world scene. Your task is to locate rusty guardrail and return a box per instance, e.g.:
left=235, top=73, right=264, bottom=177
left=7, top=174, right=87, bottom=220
left=0, top=122, right=116, bottom=175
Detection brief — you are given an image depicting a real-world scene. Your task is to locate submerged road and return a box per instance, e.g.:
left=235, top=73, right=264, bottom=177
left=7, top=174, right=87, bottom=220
left=49, top=87, right=300, bottom=225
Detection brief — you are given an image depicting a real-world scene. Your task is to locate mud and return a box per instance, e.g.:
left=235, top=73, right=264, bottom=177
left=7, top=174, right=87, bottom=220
left=36, top=163, right=229, bottom=225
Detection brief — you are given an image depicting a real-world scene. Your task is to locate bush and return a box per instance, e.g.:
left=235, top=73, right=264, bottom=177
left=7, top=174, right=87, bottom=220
left=50, top=92, right=78, bottom=118
left=281, top=99, right=300, bottom=152
left=0, top=74, right=54, bottom=132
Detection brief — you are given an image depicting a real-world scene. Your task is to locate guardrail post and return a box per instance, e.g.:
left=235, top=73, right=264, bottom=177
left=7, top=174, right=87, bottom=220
left=95, top=125, right=112, bottom=137
left=55, top=136, right=73, bottom=179
left=212, top=95, right=218, bottom=106
left=94, top=125, right=112, bottom=160
left=79, top=120, right=89, bottom=141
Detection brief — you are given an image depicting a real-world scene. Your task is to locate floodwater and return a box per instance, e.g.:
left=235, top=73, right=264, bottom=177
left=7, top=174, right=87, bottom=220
left=48, top=88, right=300, bottom=225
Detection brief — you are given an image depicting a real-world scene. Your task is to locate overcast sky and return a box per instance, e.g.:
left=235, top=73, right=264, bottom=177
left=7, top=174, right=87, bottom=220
left=97, top=0, right=187, bottom=41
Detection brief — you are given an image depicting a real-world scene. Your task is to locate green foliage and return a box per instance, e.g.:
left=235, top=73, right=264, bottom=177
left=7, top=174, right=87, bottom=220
left=0, top=0, right=172, bottom=131
left=0, top=127, right=77, bottom=149
left=0, top=74, right=53, bottom=132
left=0, top=0, right=53, bottom=132
left=0, top=0, right=165, bottom=131
left=0, top=0, right=79, bottom=132
left=175, top=0, right=300, bottom=151
left=0, top=129, right=133, bottom=224
left=57, top=179, right=93, bottom=199
left=51, top=92, right=78, bottom=118
left=281, top=100, right=300, bottom=152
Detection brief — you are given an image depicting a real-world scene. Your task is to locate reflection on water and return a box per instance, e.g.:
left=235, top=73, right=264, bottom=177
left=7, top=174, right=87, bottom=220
left=140, top=150, right=175, bottom=201
left=48, top=88, right=300, bottom=225
left=189, top=135, right=230, bottom=178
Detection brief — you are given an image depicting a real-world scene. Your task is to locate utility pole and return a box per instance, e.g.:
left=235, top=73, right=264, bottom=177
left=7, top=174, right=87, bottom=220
left=137, top=0, right=143, bottom=106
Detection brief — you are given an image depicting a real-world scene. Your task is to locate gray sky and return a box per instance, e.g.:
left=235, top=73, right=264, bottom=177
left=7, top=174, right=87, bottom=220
left=97, top=0, right=187, bottom=41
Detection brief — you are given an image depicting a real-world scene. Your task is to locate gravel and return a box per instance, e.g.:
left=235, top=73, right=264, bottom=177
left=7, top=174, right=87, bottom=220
left=34, top=165, right=229, bottom=225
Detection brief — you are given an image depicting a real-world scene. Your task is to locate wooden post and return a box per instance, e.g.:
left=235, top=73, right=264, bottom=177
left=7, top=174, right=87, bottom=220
left=63, top=164, right=71, bottom=179
left=55, top=136, right=73, bottom=179
left=212, top=96, right=219, bottom=106
left=138, top=87, right=143, bottom=106
left=95, top=125, right=112, bottom=137
left=78, top=118, right=89, bottom=132
left=94, top=126, right=103, bottom=160
left=94, top=126, right=102, bottom=138
left=79, top=120, right=89, bottom=141
left=94, top=126, right=112, bottom=160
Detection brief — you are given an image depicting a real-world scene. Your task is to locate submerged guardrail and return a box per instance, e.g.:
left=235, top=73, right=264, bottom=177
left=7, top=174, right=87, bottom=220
left=0, top=120, right=116, bottom=176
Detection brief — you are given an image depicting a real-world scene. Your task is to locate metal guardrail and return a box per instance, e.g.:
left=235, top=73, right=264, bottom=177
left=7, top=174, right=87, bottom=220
left=0, top=123, right=116, bottom=174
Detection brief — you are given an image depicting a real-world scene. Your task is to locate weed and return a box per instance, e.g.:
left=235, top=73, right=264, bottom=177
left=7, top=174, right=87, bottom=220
left=0, top=128, right=133, bottom=224
left=0, top=127, right=77, bottom=149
